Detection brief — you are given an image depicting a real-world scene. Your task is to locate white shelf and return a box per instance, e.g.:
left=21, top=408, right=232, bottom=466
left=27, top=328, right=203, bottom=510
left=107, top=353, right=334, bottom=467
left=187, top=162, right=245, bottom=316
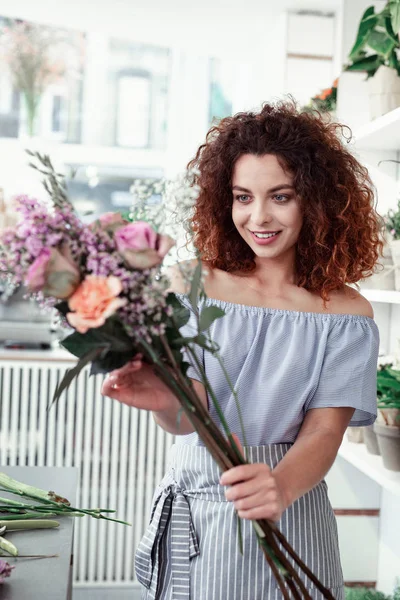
left=338, top=437, right=400, bottom=498
left=354, top=106, right=400, bottom=151
left=360, top=288, right=400, bottom=304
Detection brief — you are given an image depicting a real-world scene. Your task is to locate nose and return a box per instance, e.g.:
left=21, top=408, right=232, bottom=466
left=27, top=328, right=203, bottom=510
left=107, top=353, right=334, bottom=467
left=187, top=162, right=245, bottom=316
left=251, top=199, right=273, bottom=227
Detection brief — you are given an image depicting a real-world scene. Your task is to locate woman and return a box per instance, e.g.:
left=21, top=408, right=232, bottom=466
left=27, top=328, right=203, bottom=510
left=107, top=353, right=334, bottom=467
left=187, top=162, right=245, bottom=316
left=102, top=100, right=382, bottom=599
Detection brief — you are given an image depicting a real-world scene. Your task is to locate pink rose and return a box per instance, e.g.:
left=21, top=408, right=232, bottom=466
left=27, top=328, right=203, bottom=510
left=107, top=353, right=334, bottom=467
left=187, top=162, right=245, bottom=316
left=26, top=248, right=51, bottom=290
left=66, top=275, right=127, bottom=334
left=114, top=221, right=175, bottom=269
left=90, top=212, right=128, bottom=232
left=26, top=244, right=80, bottom=299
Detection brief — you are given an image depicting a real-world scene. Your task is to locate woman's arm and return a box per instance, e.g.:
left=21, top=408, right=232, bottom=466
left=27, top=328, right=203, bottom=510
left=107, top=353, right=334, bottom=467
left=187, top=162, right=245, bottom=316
left=220, top=406, right=355, bottom=522
left=272, top=406, right=355, bottom=510
left=153, top=379, right=208, bottom=435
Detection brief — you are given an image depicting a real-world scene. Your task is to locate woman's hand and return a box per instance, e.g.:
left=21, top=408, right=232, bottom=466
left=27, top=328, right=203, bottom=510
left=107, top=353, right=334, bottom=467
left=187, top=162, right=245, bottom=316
left=101, top=354, right=175, bottom=412
left=220, top=434, right=287, bottom=523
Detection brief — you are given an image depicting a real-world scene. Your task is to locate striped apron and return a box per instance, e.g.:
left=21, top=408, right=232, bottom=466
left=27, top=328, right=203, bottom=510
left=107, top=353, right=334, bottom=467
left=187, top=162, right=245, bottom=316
left=135, top=444, right=345, bottom=600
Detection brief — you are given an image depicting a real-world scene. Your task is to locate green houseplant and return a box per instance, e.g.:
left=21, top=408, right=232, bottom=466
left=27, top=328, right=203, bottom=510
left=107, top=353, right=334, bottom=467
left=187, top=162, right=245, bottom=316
left=343, top=581, right=400, bottom=600
left=375, top=363, right=400, bottom=471
left=384, top=198, right=400, bottom=290
left=344, top=587, right=390, bottom=600
left=344, top=1, right=400, bottom=118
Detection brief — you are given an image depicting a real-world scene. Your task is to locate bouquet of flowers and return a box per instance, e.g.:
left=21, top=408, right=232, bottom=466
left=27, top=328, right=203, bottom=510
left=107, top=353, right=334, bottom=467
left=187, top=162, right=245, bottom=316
left=0, top=152, right=334, bottom=600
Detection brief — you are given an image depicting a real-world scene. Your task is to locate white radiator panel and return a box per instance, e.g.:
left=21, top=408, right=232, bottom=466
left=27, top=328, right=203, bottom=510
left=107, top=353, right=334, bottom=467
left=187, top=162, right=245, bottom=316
left=0, top=361, right=174, bottom=585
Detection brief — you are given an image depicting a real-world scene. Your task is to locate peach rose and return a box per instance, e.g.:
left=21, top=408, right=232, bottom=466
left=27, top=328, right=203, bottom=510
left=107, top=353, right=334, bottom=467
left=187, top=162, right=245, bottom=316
left=66, top=275, right=127, bottom=334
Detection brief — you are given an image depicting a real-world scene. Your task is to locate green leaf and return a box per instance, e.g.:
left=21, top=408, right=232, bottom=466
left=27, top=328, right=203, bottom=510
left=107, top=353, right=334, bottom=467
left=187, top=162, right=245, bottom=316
left=345, top=54, right=383, bottom=75
left=349, top=6, right=377, bottom=60
left=390, top=0, right=400, bottom=35
left=61, top=318, right=132, bottom=358
left=189, top=260, right=202, bottom=312
left=51, top=346, right=107, bottom=408
left=166, top=293, right=190, bottom=328
left=388, top=48, right=400, bottom=71
left=172, top=334, right=219, bottom=353
left=55, top=301, right=69, bottom=316
left=90, top=349, right=137, bottom=375
left=199, top=306, right=225, bottom=332
left=367, top=29, right=397, bottom=58
left=384, top=13, right=399, bottom=44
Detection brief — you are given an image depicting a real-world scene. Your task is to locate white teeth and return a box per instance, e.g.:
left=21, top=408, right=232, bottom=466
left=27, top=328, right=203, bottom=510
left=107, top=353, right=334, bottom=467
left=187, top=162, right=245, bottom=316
left=253, top=232, right=279, bottom=239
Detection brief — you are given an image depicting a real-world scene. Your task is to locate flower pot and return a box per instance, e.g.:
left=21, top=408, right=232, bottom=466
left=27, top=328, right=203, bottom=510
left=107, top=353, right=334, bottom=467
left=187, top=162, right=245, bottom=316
left=367, top=66, right=400, bottom=119
left=359, top=243, right=395, bottom=290
left=363, top=424, right=381, bottom=455
left=379, top=407, right=400, bottom=427
left=374, top=422, right=400, bottom=471
left=390, top=239, right=400, bottom=291
left=346, top=427, right=364, bottom=443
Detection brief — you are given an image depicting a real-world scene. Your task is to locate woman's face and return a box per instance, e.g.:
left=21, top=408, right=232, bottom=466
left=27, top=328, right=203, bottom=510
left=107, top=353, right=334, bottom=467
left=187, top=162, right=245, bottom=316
left=231, top=153, right=303, bottom=261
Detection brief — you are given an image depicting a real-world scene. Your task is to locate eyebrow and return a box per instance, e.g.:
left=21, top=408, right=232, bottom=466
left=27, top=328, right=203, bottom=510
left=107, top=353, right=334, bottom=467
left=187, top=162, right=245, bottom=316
left=232, top=184, right=295, bottom=193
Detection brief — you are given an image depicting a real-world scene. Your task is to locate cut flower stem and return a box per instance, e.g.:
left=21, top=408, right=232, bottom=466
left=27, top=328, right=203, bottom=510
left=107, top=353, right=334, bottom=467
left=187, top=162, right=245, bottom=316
left=0, top=475, right=130, bottom=526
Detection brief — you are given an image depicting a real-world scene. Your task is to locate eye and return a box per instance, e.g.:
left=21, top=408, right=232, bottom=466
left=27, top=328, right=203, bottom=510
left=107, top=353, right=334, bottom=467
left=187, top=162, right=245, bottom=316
left=234, top=194, right=251, bottom=203
left=273, top=194, right=290, bottom=203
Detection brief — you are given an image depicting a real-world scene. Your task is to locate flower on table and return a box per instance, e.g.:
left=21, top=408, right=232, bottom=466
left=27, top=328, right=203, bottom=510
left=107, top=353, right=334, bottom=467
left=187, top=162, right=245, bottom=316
left=0, top=559, right=14, bottom=583
left=114, top=221, right=174, bottom=270
left=26, top=244, right=80, bottom=299
left=66, top=275, right=127, bottom=334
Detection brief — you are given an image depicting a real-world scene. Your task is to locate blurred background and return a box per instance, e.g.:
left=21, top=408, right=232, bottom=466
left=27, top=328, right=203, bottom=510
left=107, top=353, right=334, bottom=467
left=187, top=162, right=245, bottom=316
left=0, top=1, right=400, bottom=599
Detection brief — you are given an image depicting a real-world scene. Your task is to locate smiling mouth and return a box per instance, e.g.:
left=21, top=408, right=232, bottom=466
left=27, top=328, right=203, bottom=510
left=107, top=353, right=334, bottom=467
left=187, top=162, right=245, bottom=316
left=251, top=231, right=281, bottom=239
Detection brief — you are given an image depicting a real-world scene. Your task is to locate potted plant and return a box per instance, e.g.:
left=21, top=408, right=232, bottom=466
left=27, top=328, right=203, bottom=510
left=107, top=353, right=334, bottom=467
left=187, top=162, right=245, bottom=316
left=344, top=580, right=400, bottom=599
left=302, top=79, right=338, bottom=117
left=384, top=198, right=400, bottom=290
left=345, top=587, right=390, bottom=600
left=364, top=422, right=381, bottom=455
left=375, top=363, right=400, bottom=471
left=344, top=1, right=400, bottom=119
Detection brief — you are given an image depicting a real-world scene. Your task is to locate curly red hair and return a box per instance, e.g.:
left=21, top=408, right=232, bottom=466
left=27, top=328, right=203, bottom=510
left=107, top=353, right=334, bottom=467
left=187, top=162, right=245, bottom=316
left=187, top=99, right=384, bottom=301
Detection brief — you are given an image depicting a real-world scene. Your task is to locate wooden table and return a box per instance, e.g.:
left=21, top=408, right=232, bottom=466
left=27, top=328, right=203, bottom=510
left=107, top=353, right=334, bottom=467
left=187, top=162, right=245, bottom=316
left=0, top=466, right=78, bottom=600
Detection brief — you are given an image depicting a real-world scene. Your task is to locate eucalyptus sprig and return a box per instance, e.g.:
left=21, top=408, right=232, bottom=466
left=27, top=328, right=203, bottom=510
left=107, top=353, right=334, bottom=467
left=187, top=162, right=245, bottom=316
left=26, top=150, right=75, bottom=212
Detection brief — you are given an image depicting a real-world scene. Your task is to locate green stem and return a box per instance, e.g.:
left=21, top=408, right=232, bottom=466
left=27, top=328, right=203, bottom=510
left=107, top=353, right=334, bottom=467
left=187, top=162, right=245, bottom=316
left=211, top=345, right=248, bottom=448
left=22, top=90, right=40, bottom=137
left=0, top=475, right=130, bottom=526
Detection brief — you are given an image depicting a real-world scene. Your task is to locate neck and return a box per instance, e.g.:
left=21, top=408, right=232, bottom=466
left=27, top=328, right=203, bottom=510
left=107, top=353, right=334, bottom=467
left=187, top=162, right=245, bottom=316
left=250, top=253, right=298, bottom=290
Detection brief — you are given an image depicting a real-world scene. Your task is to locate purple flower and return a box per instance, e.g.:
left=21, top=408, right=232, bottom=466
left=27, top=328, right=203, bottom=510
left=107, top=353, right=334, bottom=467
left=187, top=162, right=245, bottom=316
left=25, top=235, right=44, bottom=257
left=0, top=559, right=14, bottom=583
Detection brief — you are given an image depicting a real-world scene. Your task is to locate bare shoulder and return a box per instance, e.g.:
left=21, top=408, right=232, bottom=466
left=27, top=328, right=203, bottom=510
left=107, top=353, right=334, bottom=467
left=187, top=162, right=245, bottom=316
left=164, top=259, right=214, bottom=294
left=328, top=286, right=374, bottom=318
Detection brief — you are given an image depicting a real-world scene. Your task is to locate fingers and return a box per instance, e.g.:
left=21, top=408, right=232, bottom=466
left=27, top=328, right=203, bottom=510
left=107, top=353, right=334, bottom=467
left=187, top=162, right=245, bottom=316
left=101, top=356, right=143, bottom=397
left=224, top=477, right=276, bottom=502
left=220, top=463, right=271, bottom=486
left=237, top=503, right=282, bottom=522
left=220, top=462, right=284, bottom=522
left=109, top=354, right=143, bottom=378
